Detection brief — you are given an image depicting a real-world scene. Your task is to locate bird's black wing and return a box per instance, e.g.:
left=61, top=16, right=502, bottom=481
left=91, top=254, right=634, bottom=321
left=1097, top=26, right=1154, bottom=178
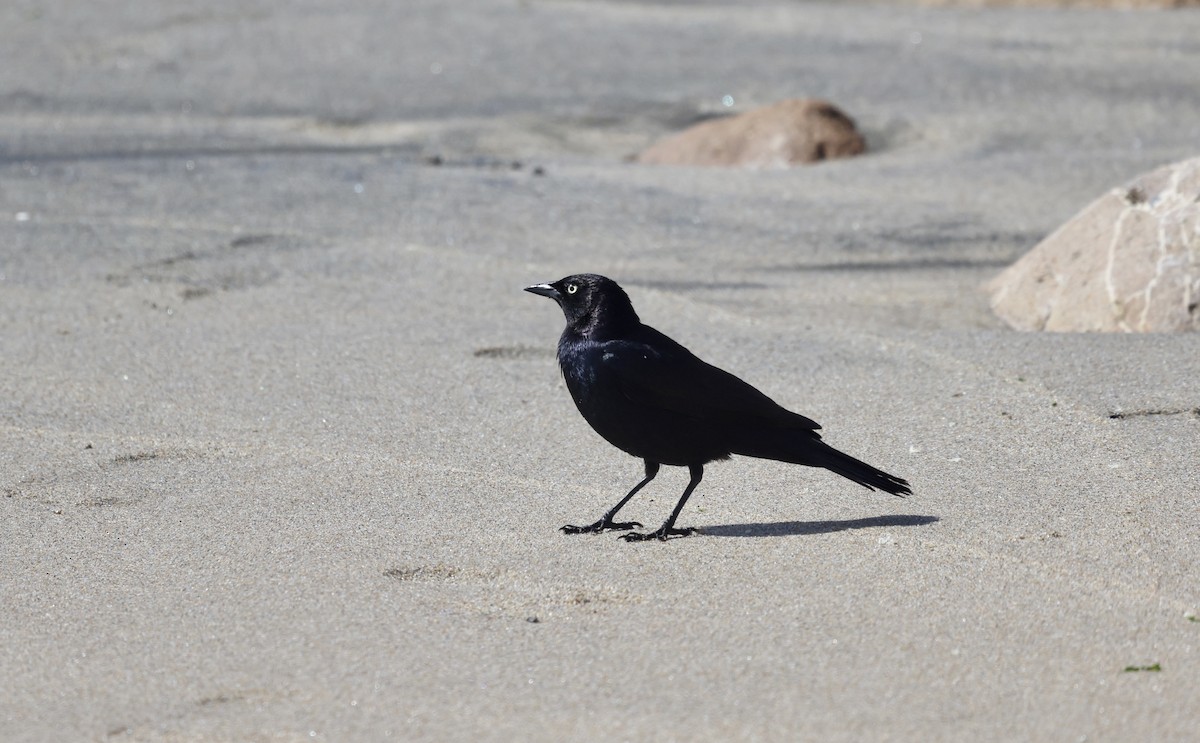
left=597, top=328, right=821, bottom=431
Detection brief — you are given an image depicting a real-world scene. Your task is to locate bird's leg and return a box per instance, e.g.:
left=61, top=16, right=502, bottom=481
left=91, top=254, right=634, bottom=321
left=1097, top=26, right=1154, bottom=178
left=622, top=464, right=703, bottom=542
left=561, top=461, right=659, bottom=534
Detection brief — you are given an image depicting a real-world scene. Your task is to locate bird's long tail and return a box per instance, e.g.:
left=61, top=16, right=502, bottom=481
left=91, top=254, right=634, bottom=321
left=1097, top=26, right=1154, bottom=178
left=733, top=430, right=912, bottom=497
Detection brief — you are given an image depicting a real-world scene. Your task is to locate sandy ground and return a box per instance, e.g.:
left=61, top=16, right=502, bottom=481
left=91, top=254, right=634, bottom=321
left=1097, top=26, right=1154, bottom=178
left=2, top=1, right=1199, bottom=741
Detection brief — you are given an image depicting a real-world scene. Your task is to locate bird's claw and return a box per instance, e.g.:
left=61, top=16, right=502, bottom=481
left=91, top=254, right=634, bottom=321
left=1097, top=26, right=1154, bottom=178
left=620, top=526, right=698, bottom=542
left=560, top=519, right=643, bottom=535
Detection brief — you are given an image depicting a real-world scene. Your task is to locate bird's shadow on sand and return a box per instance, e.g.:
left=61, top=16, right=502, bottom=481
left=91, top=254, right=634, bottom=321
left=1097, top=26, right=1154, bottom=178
left=701, top=514, right=939, bottom=538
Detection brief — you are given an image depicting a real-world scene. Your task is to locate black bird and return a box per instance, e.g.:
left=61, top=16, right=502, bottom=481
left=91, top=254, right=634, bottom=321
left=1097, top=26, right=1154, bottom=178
left=525, top=274, right=911, bottom=541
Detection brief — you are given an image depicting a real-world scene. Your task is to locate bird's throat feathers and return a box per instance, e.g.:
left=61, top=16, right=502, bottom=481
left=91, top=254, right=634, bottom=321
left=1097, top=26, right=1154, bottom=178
left=563, top=290, right=639, bottom=340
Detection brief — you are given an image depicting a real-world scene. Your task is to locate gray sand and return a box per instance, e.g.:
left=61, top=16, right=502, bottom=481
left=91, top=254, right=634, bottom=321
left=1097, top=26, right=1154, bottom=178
left=2, top=1, right=1198, bottom=740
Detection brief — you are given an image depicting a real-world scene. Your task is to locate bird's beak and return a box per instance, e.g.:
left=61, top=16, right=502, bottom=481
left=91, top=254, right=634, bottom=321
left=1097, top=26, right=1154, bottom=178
left=524, top=283, right=560, bottom=299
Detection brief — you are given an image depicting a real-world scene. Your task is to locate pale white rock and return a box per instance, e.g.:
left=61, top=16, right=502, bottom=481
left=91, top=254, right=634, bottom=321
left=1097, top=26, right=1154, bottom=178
left=989, top=157, right=1200, bottom=332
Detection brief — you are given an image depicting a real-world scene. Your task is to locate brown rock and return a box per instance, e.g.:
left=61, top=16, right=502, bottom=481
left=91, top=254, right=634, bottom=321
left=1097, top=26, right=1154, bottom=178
left=988, top=157, right=1200, bottom=332
left=636, top=99, right=866, bottom=169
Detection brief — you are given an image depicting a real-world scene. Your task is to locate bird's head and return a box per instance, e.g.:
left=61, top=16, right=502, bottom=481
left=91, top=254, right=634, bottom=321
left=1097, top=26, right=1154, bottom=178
left=524, top=273, right=639, bottom=336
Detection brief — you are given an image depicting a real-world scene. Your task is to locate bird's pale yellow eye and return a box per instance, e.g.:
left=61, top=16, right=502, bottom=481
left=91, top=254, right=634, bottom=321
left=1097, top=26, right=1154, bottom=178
left=566, top=284, right=578, bottom=294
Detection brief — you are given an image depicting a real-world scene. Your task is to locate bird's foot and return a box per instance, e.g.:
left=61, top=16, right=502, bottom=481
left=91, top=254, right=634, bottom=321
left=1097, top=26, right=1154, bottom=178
left=620, top=526, right=698, bottom=542
left=560, top=518, right=643, bottom=535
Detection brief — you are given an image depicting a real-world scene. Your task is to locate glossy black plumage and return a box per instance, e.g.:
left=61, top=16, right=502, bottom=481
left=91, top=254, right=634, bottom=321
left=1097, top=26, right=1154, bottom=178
left=526, top=273, right=911, bottom=541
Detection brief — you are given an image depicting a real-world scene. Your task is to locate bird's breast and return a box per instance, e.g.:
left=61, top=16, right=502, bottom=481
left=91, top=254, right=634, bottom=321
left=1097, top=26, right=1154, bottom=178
left=557, top=344, right=606, bottom=408
left=555, top=339, right=727, bottom=466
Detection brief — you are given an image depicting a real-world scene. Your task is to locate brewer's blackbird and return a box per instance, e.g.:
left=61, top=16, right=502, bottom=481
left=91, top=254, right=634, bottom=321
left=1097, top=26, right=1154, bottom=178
left=526, top=274, right=912, bottom=541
